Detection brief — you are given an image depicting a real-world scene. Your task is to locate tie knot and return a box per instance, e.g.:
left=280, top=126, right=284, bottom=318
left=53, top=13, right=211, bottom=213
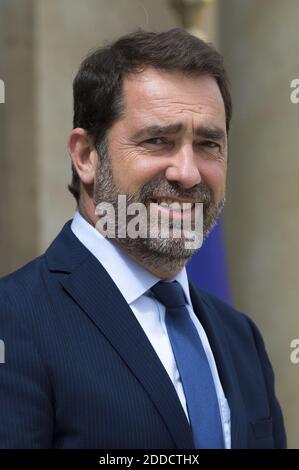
left=151, top=281, right=187, bottom=308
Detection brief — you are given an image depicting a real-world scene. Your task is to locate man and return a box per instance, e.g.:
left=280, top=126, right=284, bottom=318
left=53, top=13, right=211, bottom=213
left=0, top=29, right=286, bottom=448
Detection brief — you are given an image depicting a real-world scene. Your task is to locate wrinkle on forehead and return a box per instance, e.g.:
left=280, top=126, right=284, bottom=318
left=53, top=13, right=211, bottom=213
left=122, top=68, right=226, bottom=126
left=140, top=99, right=221, bottom=117
left=138, top=98, right=215, bottom=115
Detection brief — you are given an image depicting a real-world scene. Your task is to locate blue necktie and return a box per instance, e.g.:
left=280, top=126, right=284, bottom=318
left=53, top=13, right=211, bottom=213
left=151, top=281, right=224, bottom=449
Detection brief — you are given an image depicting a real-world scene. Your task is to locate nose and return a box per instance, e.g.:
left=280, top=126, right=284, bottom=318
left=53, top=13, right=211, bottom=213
left=164, top=143, right=202, bottom=189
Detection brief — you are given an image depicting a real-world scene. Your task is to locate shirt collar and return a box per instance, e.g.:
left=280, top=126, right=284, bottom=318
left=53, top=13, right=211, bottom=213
left=71, top=210, right=192, bottom=306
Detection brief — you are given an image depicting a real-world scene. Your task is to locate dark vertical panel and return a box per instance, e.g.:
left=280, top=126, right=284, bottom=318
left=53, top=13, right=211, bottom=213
left=0, top=0, right=37, bottom=276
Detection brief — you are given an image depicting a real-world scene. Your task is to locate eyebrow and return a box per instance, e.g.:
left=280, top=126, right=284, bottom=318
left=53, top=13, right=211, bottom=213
left=131, top=123, right=226, bottom=143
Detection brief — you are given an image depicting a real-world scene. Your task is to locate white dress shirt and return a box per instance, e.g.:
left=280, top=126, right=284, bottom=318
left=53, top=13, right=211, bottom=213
left=71, top=210, right=231, bottom=448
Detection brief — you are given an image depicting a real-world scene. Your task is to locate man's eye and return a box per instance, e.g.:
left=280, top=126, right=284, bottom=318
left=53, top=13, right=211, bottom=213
left=198, top=141, right=220, bottom=150
left=143, top=138, right=166, bottom=145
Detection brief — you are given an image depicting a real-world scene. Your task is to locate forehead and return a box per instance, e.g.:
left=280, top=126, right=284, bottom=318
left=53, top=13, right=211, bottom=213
left=121, top=67, right=226, bottom=131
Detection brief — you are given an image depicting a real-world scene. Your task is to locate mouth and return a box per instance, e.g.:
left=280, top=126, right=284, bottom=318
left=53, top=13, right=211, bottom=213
left=149, top=196, right=197, bottom=221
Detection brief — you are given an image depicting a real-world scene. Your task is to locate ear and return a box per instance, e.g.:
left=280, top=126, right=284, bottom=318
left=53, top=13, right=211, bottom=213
left=67, top=128, right=98, bottom=185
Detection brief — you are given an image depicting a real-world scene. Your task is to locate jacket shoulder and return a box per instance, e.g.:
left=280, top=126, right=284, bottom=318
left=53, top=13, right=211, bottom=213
left=191, top=282, right=253, bottom=332
left=0, top=255, right=46, bottom=295
left=0, top=255, right=49, bottom=325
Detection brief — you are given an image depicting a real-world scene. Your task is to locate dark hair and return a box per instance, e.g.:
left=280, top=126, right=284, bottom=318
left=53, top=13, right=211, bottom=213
left=69, top=28, right=232, bottom=202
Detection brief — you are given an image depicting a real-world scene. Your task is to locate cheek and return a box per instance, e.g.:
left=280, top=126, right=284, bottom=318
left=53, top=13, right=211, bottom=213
left=112, top=153, right=167, bottom=193
left=202, top=163, right=227, bottom=202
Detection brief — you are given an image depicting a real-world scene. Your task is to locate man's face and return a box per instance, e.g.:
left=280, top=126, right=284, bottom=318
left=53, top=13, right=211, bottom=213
left=94, top=67, right=228, bottom=274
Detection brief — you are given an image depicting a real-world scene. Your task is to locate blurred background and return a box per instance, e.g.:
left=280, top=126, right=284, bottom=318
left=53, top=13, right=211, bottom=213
left=0, top=0, right=298, bottom=447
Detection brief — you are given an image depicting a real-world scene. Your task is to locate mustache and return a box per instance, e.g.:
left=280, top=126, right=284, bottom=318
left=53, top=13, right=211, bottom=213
left=128, top=179, right=213, bottom=207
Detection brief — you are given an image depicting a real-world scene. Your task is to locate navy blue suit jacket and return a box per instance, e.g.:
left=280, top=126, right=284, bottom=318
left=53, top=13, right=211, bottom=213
left=0, top=221, right=286, bottom=448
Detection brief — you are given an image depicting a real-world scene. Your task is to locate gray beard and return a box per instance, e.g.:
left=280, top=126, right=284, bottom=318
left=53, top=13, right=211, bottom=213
left=93, top=141, right=225, bottom=274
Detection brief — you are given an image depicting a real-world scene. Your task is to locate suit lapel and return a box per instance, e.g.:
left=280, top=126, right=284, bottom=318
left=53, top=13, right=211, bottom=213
left=46, top=222, right=194, bottom=449
left=189, top=281, right=248, bottom=449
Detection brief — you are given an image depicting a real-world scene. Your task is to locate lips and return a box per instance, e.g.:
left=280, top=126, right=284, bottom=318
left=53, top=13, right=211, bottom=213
left=149, top=197, right=197, bottom=222
left=150, top=196, right=196, bottom=209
